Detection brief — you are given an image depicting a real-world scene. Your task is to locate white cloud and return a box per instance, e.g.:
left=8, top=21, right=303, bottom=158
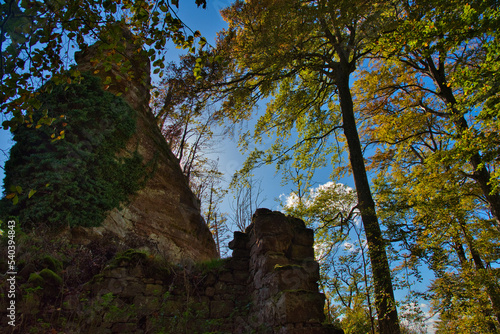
left=280, top=192, right=301, bottom=209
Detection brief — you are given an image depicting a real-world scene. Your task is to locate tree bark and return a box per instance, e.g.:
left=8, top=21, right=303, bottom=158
left=458, top=220, right=500, bottom=324
left=426, top=58, right=500, bottom=229
left=336, top=67, right=401, bottom=334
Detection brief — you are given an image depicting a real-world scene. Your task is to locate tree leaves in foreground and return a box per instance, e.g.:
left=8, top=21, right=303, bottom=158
left=1, top=0, right=208, bottom=131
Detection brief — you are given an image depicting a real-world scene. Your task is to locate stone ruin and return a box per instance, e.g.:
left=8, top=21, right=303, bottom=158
left=70, top=25, right=218, bottom=263
left=70, top=209, right=342, bottom=333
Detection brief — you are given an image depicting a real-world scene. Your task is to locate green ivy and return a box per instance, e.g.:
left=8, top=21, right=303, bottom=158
left=1, top=72, right=146, bottom=228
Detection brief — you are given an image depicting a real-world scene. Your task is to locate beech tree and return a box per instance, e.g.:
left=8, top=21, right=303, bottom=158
left=355, top=0, right=500, bottom=329
left=359, top=0, right=500, bottom=228
left=215, top=0, right=400, bottom=332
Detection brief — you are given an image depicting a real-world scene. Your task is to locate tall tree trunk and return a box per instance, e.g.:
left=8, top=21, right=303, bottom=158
left=458, top=220, right=500, bottom=324
left=336, top=67, right=401, bottom=334
left=426, top=57, right=500, bottom=229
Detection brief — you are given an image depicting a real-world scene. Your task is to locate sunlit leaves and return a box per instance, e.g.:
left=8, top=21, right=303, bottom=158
left=359, top=1, right=500, bottom=329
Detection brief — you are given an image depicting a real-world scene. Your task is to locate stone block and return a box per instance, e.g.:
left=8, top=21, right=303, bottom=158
left=232, top=248, right=251, bottom=258
left=252, top=212, right=293, bottom=238
left=258, top=252, right=290, bottom=273
left=293, top=228, right=314, bottom=247
left=210, top=300, right=235, bottom=318
left=205, top=286, right=215, bottom=297
left=129, top=264, right=144, bottom=278
left=106, top=267, right=128, bottom=279
left=287, top=244, right=315, bottom=261
left=228, top=231, right=249, bottom=250
left=145, top=284, right=163, bottom=296
left=288, top=216, right=307, bottom=231
left=105, top=278, right=125, bottom=295
left=276, top=291, right=326, bottom=325
left=226, top=258, right=249, bottom=271
left=252, top=234, right=293, bottom=256
left=204, top=272, right=217, bottom=286
left=214, top=281, right=227, bottom=294
left=189, top=296, right=209, bottom=315
left=233, top=283, right=249, bottom=296
left=219, top=271, right=234, bottom=283
left=233, top=270, right=250, bottom=283
left=134, top=295, right=160, bottom=313
left=273, top=265, right=313, bottom=291
left=122, top=281, right=145, bottom=298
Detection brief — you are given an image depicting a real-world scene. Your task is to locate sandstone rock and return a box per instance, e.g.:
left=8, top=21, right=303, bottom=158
left=71, top=25, right=217, bottom=263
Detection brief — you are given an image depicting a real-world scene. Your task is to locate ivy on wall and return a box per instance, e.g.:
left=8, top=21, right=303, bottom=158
left=1, top=72, right=146, bottom=228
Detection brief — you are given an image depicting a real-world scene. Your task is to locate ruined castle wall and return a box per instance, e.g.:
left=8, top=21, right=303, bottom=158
left=60, top=209, right=342, bottom=334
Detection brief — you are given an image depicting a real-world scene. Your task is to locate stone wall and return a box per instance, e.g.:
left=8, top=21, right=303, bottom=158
left=44, top=209, right=341, bottom=333
left=235, top=208, right=340, bottom=333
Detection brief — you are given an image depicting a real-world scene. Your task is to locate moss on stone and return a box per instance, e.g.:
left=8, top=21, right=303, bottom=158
left=39, top=268, right=63, bottom=287
left=1, top=72, right=146, bottom=229
left=111, top=249, right=148, bottom=267
left=42, top=255, right=63, bottom=272
left=28, top=272, right=45, bottom=287
left=273, top=264, right=302, bottom=271
left=197, top=258, right=227, bottom=274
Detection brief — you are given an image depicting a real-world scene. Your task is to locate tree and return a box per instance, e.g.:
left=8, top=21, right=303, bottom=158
left=151, top=54, right=230, bottom=252
left=1, top=0, right=208, bottom=131
left=354, top=0, right=500, bottom=327
left=215, top=0, right=401, bottom=332
left=229, top=175, right=266, bottom=231
left=282, top=182, right=377, bottom=334
left=357, top=0, right=500, bottom=228
left=152, top=54, right=225, bottom=182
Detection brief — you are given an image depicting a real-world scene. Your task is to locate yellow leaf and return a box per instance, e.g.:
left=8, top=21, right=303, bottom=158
left=51, top=133, right=55, bottom=138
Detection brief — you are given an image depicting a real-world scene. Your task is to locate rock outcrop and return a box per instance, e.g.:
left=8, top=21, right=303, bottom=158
left=72, top=26, right=218, bottom=263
